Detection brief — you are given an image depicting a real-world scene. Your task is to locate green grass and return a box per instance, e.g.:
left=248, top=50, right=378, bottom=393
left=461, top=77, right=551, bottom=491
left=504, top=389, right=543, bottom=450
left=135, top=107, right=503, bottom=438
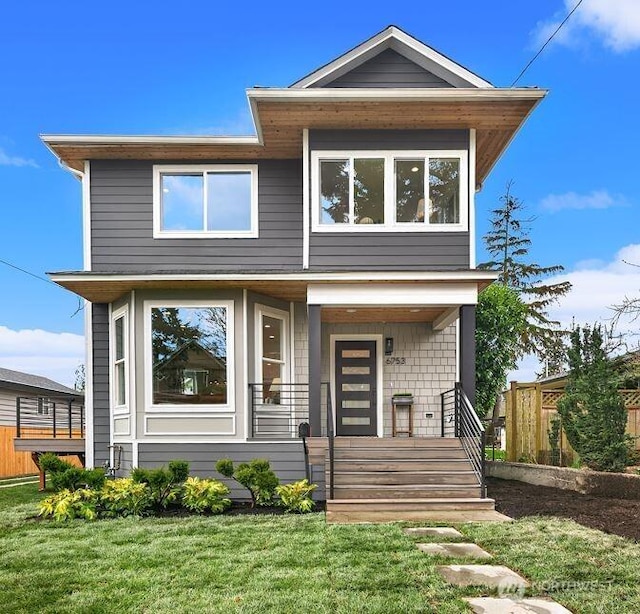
left=1, top=485, right=639, bottom=613
left=484, top=447, right=506, bottom=461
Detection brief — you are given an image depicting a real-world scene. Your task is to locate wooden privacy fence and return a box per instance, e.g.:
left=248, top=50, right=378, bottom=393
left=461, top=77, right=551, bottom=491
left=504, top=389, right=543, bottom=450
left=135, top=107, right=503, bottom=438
left=505, top=382, right=640, bottom=465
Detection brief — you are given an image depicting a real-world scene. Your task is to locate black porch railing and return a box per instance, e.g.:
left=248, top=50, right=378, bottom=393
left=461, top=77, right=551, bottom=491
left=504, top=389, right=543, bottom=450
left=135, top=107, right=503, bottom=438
left=16, top=396, right=84, bottom=439
left=248, top=382, right=330, bottom=439
left=441, top=384, right=486, bottom=498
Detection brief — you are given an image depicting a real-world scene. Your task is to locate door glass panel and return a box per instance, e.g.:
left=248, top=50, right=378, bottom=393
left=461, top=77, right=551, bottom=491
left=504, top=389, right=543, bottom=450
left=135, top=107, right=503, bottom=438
left=342, top=417, right=371, bottom=426
left=342, top=399, right=371, bottom=409
left=342, top=366, right=370, bottom=375
left=262, top=316, right=282, bottom=361
left=342, top=383, right=370, bottom=392
left=341, top=349, right=370, bottom=359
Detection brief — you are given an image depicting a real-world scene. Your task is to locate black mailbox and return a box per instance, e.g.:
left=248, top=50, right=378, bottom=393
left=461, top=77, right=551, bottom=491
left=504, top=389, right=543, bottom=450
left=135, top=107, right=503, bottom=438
left=298, top=422, right=311, bottom=438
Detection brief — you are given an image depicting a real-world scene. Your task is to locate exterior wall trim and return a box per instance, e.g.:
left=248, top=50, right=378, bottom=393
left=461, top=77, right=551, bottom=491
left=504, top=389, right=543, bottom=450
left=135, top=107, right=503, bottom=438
left=143, top=415, right=236, bottom=437
left=469, top=128, right=477, bottom=268
left=302, top=128, right=310, bottom=269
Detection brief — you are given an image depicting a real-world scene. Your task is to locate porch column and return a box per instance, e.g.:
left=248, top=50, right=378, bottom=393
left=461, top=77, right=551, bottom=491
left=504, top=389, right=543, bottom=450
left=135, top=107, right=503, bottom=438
left=459, top=305, right=476, bottom=407
left=308, top=304, right=322, bottom=435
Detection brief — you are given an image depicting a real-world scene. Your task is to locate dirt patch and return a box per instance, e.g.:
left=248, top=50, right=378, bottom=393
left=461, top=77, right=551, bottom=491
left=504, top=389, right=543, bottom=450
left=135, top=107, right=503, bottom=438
left=487, top=477, right=640, bottom=542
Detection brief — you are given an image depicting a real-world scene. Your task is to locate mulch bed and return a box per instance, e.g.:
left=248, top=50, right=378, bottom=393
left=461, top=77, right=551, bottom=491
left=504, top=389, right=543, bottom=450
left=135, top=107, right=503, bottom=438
left=487, top=477, right=640, bottom=541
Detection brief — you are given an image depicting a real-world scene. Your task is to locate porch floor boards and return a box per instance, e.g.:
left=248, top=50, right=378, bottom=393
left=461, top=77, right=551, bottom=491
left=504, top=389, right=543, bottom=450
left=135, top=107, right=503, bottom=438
left=325, top=437, right=495, bottom=523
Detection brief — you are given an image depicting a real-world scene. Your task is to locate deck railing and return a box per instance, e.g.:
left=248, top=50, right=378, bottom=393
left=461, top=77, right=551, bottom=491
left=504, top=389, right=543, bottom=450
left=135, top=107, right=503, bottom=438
left=16, top=396, right=84, bottom=439
left=248, top=383, right=330, bottom=439
left=441, top=384, right=486, bottom=498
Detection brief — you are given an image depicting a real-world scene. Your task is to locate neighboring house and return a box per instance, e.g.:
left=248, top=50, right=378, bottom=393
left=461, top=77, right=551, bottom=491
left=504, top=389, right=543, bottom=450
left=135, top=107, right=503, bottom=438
left=42, top=26, right=545, bottom=518
left=0, top=367, right=84, bottom=478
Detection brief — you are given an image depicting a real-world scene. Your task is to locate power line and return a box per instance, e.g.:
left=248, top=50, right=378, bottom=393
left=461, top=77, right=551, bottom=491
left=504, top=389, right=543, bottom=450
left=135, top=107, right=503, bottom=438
left=0, top=257, right=85, bottom=317
left=511, top=0, right=585, bottom=87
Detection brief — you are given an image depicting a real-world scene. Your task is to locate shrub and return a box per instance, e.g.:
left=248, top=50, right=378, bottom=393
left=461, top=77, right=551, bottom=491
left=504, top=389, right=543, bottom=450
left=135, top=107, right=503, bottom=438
left=216, top=458, right=279, bottom=507
left=276, top=479, right=317, bottom=513
left=182, top=477, right=231, bottom=514
left=39, top=488, right=99, bottom=521
left=557, top=325, right=631, bottom=472
left=39, top=453, right=106, bottom=492
left=131, top=460, right=190, bottom=509
left=101, top=478, right=153, bottom=517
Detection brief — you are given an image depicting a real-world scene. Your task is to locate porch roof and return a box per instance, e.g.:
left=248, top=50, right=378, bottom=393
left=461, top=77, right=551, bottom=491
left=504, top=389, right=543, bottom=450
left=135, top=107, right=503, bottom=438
left=49, top=269, right=497, bottom=306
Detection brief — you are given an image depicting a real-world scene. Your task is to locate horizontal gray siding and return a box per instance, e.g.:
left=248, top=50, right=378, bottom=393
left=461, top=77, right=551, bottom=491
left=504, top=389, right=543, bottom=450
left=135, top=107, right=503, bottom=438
left=90, top=160, right=303, bottom=272
left=137, top=442, right=322, bottom=499
left=317, top=48, right=454, bottom=88
left=92, top=304, right=110, bottom=468
left=309, top=129, right=470, bottom=270
left=116, top=443, right=132, bottom=476
left=309, top=233, right=470, bottom=270
left=310, top=129, right=468, bottom=151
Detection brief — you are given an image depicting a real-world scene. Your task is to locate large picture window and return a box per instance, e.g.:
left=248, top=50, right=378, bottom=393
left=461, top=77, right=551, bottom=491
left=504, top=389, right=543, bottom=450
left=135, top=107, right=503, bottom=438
left=148, top=303, right=233, bottom=409
left=153, top=165, right=258, bottom=238
left=312, top=150, right=467, bottom=232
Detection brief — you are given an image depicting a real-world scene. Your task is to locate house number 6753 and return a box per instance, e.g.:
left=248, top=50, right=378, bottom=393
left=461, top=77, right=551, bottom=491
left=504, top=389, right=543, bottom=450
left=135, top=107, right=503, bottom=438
left=386, top=357, right=406, bottom=365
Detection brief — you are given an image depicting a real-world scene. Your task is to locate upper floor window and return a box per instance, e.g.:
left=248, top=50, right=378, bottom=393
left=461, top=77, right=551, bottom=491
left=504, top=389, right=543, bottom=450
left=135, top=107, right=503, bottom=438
left=153, top=165, right=258, bottom=238
left=311, top=151, right=467, bottom=232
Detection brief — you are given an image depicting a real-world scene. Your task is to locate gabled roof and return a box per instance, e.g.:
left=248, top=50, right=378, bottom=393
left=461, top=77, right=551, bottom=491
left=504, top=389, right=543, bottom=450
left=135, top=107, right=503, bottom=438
left=290, top=25, right=492, bottom=89
left=0, top=366, right=81, bottom=397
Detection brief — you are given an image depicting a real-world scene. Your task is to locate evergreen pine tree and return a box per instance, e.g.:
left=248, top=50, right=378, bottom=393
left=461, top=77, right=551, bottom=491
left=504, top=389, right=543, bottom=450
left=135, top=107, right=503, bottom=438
left=479, top=183, right=572, bottom=357
left=556, top=325, right=630, bottom=472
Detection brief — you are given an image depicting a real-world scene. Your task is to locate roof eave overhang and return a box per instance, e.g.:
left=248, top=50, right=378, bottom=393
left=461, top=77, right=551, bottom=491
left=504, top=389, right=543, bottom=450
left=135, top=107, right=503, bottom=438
left=49, top=270, right=499, bottom=304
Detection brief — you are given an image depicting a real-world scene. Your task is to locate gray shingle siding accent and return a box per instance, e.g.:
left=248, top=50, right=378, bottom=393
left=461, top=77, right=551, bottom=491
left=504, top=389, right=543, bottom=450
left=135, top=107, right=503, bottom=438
left=92, top=303, right=110, bottom=467
left=90, top=160, right=303, bottom=272
left=137, top=442, right=319, bottom=499
left=316, top=48, right=454, bottom=88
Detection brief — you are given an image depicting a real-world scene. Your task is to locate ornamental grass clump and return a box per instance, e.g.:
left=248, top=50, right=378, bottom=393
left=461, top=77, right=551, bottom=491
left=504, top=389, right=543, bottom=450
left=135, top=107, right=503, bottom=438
left=182, top=477, right=231, bottom=514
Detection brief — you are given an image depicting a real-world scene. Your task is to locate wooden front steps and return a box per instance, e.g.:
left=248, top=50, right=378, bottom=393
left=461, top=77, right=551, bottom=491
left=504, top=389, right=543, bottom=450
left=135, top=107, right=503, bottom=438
left=325, top=437, right=495, bottom=523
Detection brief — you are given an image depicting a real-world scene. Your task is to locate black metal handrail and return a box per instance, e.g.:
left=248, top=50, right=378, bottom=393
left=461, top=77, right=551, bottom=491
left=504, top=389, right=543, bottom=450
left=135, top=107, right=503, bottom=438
left=248, top=383, right=311, bottom=439
left=326, top=382, right=335, bottom=500
left=440, top=384, right=486, bottom=498
left=16, top=396, right=84, bottom=439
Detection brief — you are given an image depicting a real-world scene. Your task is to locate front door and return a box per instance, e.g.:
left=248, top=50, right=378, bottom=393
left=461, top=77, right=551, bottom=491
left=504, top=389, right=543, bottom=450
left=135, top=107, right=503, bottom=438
left=335, top=340, right=377, bottom=436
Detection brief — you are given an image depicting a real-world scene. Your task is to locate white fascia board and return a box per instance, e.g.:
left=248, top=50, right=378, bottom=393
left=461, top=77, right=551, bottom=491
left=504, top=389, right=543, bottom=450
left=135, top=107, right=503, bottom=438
left=40, top=134, right=261, bottom=146
left=49, top=270, right=498, bottom=284
left=307, top=283, right=478, bottom=306
left=248, top=87, right=548, bottom=103
left=291, top=26, right=493, bottom=89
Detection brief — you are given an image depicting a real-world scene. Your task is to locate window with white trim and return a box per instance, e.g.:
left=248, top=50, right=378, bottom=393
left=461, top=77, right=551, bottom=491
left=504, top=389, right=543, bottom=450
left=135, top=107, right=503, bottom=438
left=112, top=309, right=128, bottom=409
left=256, top=307, right=289, bottom=403
left=153, top=165, right=258, bottom=238
left=147, top=302, right=234, bottom=410
left=312, top=151, right=467, bottom=232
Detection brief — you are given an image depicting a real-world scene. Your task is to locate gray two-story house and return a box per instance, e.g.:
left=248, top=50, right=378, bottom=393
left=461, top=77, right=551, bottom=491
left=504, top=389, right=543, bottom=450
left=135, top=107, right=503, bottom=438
left=44, top=26, right=544, bottom=521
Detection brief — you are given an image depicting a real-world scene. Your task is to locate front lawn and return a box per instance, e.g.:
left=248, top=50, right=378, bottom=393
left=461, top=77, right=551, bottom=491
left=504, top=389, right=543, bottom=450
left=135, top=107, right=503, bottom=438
left=1, top=485, right=639, bottom=613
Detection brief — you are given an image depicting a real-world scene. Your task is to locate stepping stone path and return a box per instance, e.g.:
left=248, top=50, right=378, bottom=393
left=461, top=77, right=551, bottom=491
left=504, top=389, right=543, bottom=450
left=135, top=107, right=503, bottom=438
left=404, top=527, right=463, bottom=538
left=407, top=527, right=573, bottom=613
left=417, top=543, right=493, bottom=559
left=465, top=597, right=573, bottom=614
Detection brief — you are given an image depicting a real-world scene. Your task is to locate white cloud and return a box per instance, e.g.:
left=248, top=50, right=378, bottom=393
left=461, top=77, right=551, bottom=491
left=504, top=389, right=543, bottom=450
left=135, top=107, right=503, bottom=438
left=0, top=326, right=84, bottom=387
left=0, top=146, right=38, bottom=168
left=509, top=243, right=640, bottom=382
left=534, top=0, right=640, bottom=53
left=540, top=190, right=626, bottom=212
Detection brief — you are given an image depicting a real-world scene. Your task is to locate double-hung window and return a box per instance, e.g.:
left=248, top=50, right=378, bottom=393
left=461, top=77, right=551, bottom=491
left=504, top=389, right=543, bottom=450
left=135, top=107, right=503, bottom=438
left=312, top=151, right=467, bottom=232
left=153, top=165, right=258, bottom=238
left=112, top=307, right=129, bottom=412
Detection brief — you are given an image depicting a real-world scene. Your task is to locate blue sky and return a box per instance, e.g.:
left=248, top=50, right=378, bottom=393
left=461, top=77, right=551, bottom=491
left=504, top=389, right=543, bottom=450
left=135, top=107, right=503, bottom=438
left=1, top=0, right=639, bottom=384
